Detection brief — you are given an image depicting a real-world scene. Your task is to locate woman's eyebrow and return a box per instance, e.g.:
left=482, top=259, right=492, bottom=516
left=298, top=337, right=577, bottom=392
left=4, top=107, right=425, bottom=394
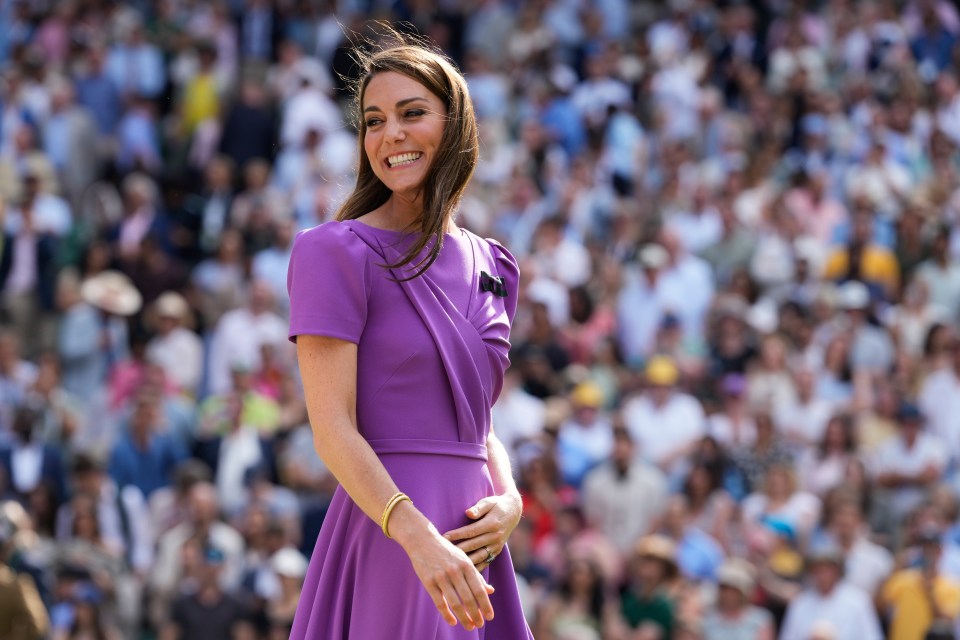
left=363, top=97, right=428, bottom=113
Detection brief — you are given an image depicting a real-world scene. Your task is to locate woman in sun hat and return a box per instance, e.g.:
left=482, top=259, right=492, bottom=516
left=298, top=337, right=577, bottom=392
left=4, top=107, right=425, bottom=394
left=56, top=269, right=141, bottom=402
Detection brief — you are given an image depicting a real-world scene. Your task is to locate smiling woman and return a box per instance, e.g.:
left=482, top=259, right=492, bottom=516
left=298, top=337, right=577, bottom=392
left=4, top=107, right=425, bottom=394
left=286, top=27, right=535, bottom=640
left=335, top=33, right=480, bottom=279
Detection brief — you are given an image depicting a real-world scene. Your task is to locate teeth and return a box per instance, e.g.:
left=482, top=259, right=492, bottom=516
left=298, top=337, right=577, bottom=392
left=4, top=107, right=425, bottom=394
left=388, top=152, right=422, bottom=167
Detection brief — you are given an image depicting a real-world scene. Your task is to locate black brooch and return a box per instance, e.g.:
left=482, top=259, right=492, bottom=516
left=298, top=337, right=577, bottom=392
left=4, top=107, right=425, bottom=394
left=479, top=271, right=508, bottom=297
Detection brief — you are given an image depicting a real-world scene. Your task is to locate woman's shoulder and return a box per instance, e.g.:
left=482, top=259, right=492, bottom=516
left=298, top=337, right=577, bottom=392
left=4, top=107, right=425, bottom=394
left=291, top=220, right=374, bottom=266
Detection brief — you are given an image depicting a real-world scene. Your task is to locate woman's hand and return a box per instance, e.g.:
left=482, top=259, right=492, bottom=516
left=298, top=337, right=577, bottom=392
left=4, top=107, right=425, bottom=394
left=443, top=493, right=523, bottom=570
left=392, top=504, right=496, bottom=631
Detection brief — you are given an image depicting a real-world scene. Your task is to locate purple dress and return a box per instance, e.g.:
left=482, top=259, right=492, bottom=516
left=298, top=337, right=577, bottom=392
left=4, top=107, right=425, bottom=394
left=286, top=219, right=534, bottom=639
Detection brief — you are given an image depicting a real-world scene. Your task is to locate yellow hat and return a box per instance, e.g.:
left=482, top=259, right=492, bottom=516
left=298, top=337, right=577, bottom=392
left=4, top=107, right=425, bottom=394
left=646, top=356, right=679, bottom=386
left=571, top=382, right=603, bottom=408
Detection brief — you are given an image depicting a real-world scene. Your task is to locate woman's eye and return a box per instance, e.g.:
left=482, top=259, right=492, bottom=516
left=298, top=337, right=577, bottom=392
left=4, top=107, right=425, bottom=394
left=405, top=109, right=425, bottom=118
left=365, top=118, right=382, bottom=127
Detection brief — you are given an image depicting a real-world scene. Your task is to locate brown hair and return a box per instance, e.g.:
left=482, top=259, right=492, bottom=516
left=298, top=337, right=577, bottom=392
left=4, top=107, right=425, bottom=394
left=336, top=28, right=479, bottom=279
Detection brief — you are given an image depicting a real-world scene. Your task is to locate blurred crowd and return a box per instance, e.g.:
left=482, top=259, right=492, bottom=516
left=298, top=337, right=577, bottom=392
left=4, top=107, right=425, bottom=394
left=2, top=0, right=960, bottom=639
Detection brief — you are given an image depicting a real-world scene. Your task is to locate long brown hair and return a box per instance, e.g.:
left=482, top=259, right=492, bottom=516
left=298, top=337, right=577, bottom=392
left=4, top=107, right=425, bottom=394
left=336, top=29, right=479, bottom=279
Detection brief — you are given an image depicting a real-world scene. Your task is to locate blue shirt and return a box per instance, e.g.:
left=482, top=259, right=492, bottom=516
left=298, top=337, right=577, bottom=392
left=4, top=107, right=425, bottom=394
left=108, top=431, right=187, bottom=498
left=75, top=73, right=121, bottom=134
left=677, top=527, right=725, bottom=582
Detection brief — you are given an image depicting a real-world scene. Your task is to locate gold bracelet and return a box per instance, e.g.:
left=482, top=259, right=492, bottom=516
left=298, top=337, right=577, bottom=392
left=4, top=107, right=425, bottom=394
left=381, top=492, right=413, bottom=538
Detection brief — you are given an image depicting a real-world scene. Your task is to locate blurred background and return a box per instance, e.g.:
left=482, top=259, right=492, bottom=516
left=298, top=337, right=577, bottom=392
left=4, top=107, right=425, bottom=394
left=2, top=0, right=960, bottom=639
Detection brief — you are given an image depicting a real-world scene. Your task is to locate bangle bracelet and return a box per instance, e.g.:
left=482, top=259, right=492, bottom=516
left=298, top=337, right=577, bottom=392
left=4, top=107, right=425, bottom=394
left=381, top=492, right=413, bottom=538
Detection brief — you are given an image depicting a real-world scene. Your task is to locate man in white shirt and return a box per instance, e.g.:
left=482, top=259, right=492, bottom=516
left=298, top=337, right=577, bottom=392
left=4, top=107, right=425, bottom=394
left=919, top=341, right=960, bottom=455
left=622, top=356, right=705, bottom=476
left=530, top=217, right=591, bottom=288
left=617, top=243, right=675, bottom=366
left=779, top=545, right=883, bottom=640
left=491, top=369, right=545, bottom=462
left=582, top=427, right=668, bottom=554
left=824, top=495, right=894, bottom=596
left=208, top=280, right=288, bottom=395
left=873, top=403, right=948, bottom=523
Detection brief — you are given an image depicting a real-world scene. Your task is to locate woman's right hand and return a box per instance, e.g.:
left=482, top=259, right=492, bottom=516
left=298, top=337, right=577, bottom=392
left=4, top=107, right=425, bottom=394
left=391, top=502, right=496, bottom=630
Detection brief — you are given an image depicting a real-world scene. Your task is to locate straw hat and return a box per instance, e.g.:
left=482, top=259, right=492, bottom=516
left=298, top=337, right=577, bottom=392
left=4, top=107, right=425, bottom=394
left=81, top=271, right=142, bottom=316
left=716, top=558, right=756, bottom=597
left=634, top=535, right=678, bottom=576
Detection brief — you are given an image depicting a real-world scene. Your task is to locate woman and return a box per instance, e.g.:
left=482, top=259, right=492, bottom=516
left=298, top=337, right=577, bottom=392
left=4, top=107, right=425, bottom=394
left=796, top=414, right=858, bottom=497
left=702, top=559, right=774, bottom=640
left=287, top=37, right=534, bottom=637
left=741, top=464, right=821, bottom=546
left=681, top=461, right=735, bottom=550
left=535, top=552, right=617, bottom=640
left=616, top=535, right=679, bottom=639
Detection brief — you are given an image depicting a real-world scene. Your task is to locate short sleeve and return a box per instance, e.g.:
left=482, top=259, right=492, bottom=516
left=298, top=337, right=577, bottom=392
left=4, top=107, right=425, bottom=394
left=287, top=222, right=371, bottom=344
left=485, top=238, right=520, bottom=324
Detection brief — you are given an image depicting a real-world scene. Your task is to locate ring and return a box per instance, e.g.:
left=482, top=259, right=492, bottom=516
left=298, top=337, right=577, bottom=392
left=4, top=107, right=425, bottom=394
left=485, top=546, right=496, bottom=564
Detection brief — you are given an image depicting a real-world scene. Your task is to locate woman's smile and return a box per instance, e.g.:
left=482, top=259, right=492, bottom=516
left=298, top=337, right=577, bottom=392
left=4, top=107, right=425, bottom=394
left=363, top=71, right=447, bottom=198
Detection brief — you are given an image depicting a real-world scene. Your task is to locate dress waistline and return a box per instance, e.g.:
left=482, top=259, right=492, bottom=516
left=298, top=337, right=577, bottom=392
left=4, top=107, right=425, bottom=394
left=367, top=438, right=488, bottom=461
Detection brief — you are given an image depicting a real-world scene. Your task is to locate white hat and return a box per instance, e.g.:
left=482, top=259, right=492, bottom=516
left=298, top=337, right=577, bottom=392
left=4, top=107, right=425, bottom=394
left=639, top=244, right=669, bottom=270
left=271, top=547, right=308, bottom=579
left=81, top=271, right=142, bottom=316
left=838, top=280, right=870, bottom=310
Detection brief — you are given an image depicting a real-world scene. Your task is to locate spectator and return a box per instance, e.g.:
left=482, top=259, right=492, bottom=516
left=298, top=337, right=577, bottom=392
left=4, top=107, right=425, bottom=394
left=0, top=404, right=66, bottom=502
left=622, top=356, right=706, bottom=477
left=881, top=526, right=960, bottom=640
left=582, top=426, right=668, bottom=555
left=0, top=501, right=49, bottom=640
left=556, top=382, right=613, bottom=487
left=618, top=535, right=679, bottom=639
left=796, top=413, right=858, bottom=497
left=873, top=403, right=947, bottom=525
left=55, top=453, right=153, bottom=577
left=779, top=545, right=883, bottom=640
left=108, top=391, right=188, bottom=499
left=161, top=543, right=254, bottom=640
left=59, top=270, right=140, bottom=404
left=819, top=494, right=893, bottom=597
left=145, top=292, right=203, bottom=397
left=150, top=482, right=244, bottom=615
left=702, top=559, right=774, bottom=640
left=207, top=279, right=287, bottom=396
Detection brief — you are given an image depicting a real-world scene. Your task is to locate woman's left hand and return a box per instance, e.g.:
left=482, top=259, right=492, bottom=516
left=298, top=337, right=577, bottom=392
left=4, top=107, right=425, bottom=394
left=443, top=493, right=523, bottom=570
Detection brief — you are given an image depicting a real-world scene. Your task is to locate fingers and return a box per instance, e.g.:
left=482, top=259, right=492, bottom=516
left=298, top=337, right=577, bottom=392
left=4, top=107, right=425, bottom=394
left=427, top=582, right=457, bottom=627
left=466, top=496, right=497, bottom=519
left=444, top=521, right=485, bottom=542
left=443, top=567, right=492, bottom=631
left=467, top=544, right=505, bottom=569
left=454, top=531, right=502, bottom=555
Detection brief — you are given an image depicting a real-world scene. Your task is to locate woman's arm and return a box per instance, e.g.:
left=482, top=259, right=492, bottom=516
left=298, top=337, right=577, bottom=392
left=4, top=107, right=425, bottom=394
left=444, top=425, right=524, bottom=568
left=297, top=335, right=494, bottom=630
left=486, top=426, right=522, bottom=502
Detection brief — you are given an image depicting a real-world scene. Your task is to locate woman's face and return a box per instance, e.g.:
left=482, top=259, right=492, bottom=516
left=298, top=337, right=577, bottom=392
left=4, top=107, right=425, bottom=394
left=824, top=419, right=847, bottom=451
left=362, top=71, right=447, bottom=200
left=567, top=558, right=597, bottom=593
left=688, top=466, right=712, bottom=497
left=766, top=468, right=790, bottom=498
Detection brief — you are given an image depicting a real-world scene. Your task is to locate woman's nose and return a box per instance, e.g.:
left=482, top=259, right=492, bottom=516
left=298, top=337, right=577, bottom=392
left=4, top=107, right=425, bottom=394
left=384, top=116, right=406, bottom=141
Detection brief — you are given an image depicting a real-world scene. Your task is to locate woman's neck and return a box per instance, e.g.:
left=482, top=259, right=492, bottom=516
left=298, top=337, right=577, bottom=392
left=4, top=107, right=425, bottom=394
left=376, top=194, right=424, bottom=231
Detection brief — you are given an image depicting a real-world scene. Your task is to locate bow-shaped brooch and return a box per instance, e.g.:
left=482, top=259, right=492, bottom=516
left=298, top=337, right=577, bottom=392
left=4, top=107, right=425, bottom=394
left=479, top=271, right=508, bottom=297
